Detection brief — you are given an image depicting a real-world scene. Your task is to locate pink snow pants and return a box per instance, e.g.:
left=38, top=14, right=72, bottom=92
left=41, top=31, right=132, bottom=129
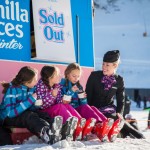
left=76, top=104, right=107, bottom=122
left=40, top=103, right=82, bottom=124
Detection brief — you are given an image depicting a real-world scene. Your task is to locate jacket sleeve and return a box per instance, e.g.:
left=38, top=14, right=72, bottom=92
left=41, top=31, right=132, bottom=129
left=60, top=79, right=75, bottom=96
left=55, top=84, right=63, bottom=104
left=85, top=72, right=94, bottom=106
left=4, top=88, right=36, bottom=118
left=36, top=83, right=57, bottom=108
left=116, top=76, right=125, bottom=114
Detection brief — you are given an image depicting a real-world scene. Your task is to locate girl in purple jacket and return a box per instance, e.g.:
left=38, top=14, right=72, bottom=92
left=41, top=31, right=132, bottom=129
left=36, top=65, right=86, bottom=140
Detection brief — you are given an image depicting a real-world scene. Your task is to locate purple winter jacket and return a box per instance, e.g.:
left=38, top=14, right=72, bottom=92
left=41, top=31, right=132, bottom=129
left=36, top=79, right=63, bottom=109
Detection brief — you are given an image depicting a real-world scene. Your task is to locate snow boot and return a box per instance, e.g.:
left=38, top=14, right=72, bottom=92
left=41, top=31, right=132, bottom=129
left=40, top=116, right=63, bottom=144
left=61, top=116, right=78, bottom=141
left=108, top=117, right=124, bottom=142
left=94, top=118, right=114, bottom=142
left=82, top=118, right=96, bottom=140
left=40, top=126, right=52, bottom=144
left=51, top=115, right=63, bottom=144
left=73, top=118, right=86, bottom=140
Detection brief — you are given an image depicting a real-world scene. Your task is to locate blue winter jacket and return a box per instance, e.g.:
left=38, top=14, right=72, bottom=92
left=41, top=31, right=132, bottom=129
left=0, top=84, right=38, bottom=121
left=60, top=78, right=87, bottom=108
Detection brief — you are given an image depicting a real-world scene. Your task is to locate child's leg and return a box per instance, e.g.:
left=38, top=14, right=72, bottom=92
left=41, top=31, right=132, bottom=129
left=91, top=106, right=107, bottom=122
left=64, top=104, right=82, bottom=120
left=34, top=110, right=54, bottom=126
left=76, top=104, right=102, bottom=122
left=4, top=110, right=63, bottom=144
left=4, top=110, right=50, bottom=134
left=63, top=104, right=87, bottom=140
left=41, top=103, right=80, bottom=124
left=0, top=127, right=13, bottom=146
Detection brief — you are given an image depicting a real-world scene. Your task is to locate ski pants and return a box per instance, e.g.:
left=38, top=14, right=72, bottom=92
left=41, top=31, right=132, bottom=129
left=3, top=110, right=53, bottom=135
left=40, top=103, right=82, bottom=124
left=0, top=126, right=13, bottom=146
left=76, top=104, right=107, bottom=122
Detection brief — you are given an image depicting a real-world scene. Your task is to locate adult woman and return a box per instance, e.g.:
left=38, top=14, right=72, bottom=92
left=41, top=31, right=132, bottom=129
left=86, top=50, right=145, bottom=140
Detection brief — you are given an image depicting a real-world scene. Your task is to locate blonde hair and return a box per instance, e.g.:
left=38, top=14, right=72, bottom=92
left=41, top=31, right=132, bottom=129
left=64, top=63, right=82, bottom=87
left=64, top=63, right=81, bottom=78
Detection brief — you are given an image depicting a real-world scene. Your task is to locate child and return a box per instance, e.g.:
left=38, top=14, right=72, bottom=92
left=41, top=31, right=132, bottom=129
left=60, top=63, right=114, bottom=142
left=0, top=66, right=63, bottom=145
left=36, top=65, right=84, bottom=141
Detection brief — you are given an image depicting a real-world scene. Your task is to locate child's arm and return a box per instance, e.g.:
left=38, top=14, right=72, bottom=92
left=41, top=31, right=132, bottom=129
left=36, top=84, right=57, bottom=109
left=62, top=86, right=75, bottom=96
left=4, top=88, right=36, bottom=118
left=55, top=84, right=63, bottom=104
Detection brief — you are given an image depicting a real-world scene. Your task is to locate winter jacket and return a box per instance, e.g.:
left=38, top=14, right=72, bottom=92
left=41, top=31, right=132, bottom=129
left=60, top=78, right=87, bottom=108
left=36, top=79, right=63, bottom=109
left=0, top=84, right=37, bottom=120
left=85, top=71, right=125, bottom=114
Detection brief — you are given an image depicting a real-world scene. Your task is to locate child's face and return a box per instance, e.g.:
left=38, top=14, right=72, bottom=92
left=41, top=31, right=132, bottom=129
left=49, top=70, right=60, bottom=85
left=24, top=75, right=38, bottom=88
left=67, top=69, right=81, bottom=84
left=102, top=62, right=117, bottom=76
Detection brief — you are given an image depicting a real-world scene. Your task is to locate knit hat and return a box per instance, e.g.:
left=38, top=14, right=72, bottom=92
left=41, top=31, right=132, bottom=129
left=103, top=50, right=120, bottom=62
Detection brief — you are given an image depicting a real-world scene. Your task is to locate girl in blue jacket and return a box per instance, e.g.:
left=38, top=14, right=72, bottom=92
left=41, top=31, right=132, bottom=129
left=0, top=66, right=62, bottom=145
left=60, top=63, right=113, bottom=141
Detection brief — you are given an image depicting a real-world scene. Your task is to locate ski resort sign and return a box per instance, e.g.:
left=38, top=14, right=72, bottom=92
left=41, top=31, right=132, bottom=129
left=0, top=0, right=29, bottom=50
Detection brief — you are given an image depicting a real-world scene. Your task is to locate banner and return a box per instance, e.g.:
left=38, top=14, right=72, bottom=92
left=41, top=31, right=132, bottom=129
left=0, top=0, right=30, bottom=61
left=32, top=0, right=75, bottom=63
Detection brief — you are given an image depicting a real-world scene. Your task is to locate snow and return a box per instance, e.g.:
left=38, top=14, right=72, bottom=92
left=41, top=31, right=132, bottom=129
left=1, top=101, right=150, bottom=150
left=94, top=0, right=150, bottom=88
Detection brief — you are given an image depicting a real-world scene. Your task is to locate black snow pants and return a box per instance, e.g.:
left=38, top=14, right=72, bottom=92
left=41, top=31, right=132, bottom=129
left=3, top=110, right=53, bottom=136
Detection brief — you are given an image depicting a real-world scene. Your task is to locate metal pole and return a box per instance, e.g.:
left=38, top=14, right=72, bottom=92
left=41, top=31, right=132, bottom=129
left=76, top=15, right=80, bottom=64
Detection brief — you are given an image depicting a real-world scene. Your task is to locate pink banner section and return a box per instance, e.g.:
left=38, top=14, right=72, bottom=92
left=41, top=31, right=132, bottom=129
left=0, top=60, right=93, bottom=102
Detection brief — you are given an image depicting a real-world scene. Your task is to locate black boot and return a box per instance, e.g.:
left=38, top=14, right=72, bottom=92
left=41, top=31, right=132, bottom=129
left=40, top=116, right=63, bottom=144
left=61, top=116, right=78, bottom=141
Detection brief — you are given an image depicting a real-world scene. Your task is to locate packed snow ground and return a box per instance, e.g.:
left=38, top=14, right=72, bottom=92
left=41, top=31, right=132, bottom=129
left=1, top=100, right=150, bottom=150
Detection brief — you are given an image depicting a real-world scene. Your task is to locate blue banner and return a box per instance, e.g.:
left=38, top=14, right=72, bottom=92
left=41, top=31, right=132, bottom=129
left=0, top=0, right=30, bottom=61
